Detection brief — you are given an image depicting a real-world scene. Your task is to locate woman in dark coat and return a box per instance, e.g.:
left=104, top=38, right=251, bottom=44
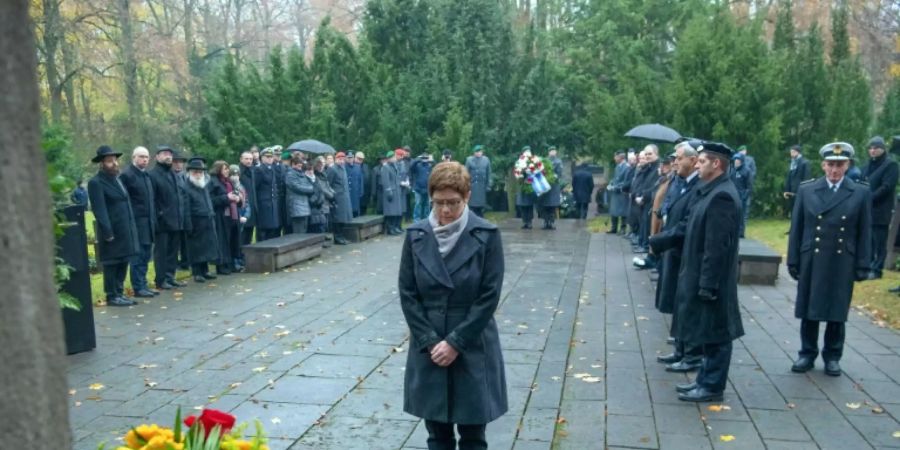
left=208, top=161, right=243, bottom=275
left=308, top=156, right=334, bottom=234
left=399, top=161, right=508, bottom=449
left=184, top=158, right=220, bottom=282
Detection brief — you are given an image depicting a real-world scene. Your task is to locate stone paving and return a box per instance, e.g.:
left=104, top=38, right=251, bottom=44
left=68, top=220, right=900, bottom=449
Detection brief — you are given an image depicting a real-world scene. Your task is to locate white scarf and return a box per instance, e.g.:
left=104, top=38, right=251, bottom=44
left=429, top=205, right=469, bottom=257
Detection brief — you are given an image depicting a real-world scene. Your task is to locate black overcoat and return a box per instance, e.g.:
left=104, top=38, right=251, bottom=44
left=185, top=178, right=220, bottom=264
left=208, top=176, right=238, bottom=264
left=399, top=212, right=508, bottom=425
left=572, top=165, right=595, bottom=204
left=119, top=164, right=156, bottom=245
left=148, top=163, right=186, bottom=232
left=784, top=157, right=810, bottom=194
left=88, top=171, right=139, bottom=264
left=862, top=155, right=898, bottom=225
left=652, top=174, right=699, bottom=314
left=239, top=164, right=257, bottom=228
left=326, top=164, right=353, bottom=223
left=539, top=157, right=564, bottom=208
left=253, top=164, right=282, bottom=230
left=787, top=177, right=872, bottom=322
left=652, top=174, right=744, bottom=345
left=381, top=163, right=404, bottom=217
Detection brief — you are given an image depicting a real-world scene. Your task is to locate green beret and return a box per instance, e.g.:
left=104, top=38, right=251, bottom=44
left=472, top=144, right=484, bottom=153
left=386, top=150, right=395, bottom=158
left=281, top=150, right=292, bottom=159
left=737, top=145, right=747, bottom=152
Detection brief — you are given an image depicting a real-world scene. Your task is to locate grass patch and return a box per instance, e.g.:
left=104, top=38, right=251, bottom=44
left=586, top=216, right=611, bottom=233
left=747, top=218, right=900, bottom=330
left=484, top=211, right=511, bottom=224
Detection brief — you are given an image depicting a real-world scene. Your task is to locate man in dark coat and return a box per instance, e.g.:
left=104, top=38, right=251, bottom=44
left=345, top=152, right=364, bottom=217
left=253, top=148, right=282, bottom=241
left=148, top=145, right=188, bottom=290
left=862, top=136, right=898, bottom=279
left=653, top=142, right=702, bottom=372
left=238, top=151, right=257, bottom=246
left=633, top=146, right=660, bottom=251
left=356, top=152, right=371, bottom=215
left=572, top=161, right=595, bottom=219
left=327, top=152, right=353, bottom=245
left=184, top=158, right=219, bottom=282
left=788, top=142, right=872, bottom=377
left=784, top=144, right=810, bottom=218
left=382, top=151, right=405, bottom=235
left=372, top=155, right=385, bottom=214
left=173, top=152, right=191, bottom=272
left=410, top=153, right=434, bottom=222
left=118, top=146, right=158, bottom=298
left=539, top=147, right=564, bottom=229
left=651, top=142, right=744, bottom=402
left=87, top=146, right=139, bottom=306
left=730, top=153, right=753, bottom=238
left=607, top=151, right=631, bottom=234
left=276, top=148, right=291, bottom=235
left=737, top=145, right=756, bottom=229
left=465, top=145, right=491, bottom=217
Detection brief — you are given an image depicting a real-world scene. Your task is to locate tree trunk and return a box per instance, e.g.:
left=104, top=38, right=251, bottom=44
left=0, top=0, right=73, bottom=447
left=116, top=0, right=143, bottom=140
left=61, top=36, right=80, bottom=129
left=42, top=0, right=64, bottom=124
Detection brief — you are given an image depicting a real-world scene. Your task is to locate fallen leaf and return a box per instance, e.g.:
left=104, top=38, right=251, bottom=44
left=846, top=402, right=862, bottom=410
left=573, top=373, right=592, bottom=379
left=872, top=407, right=885, bottom=414
left=138, top=364, right=158, bottom=370
left=893, top=431, right=900, bottom=438
left=719, top=435, right=735, bottom=442
left=252, top=367, right=267, bottom=373
left=786, top=403, right=796, bottom=409
left=145, top=380, right=158, bottom=388
left=556, top=417, right=567, bottom=424
left=708, top=405, right=732, bottom=412
left=69, top=389, right=77, bottom=396
left=582, top=377, right=602, bottom=383
left=275, top=330, right=291, bottom=337
left=88, top=383, right=104, bottom=390
left=271, top=417, right=282, bottom=424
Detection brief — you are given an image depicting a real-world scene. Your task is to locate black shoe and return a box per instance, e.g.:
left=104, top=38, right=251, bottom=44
left=202, top=273, right=217, bottom=280
left=134, top=289, right=156, bottom=298
left=888, top=286, right=900, bottom=293
left=156, top=282, right=174, bottom=290
left=149, top=289, right=161, bottom=296
left=678, top=386, right=724, bottom=402
left=194, top=275, right=206, bottom=283
left=676, top=382, right=697, bottom=393
left=606, top=229, right=618, bottom=234
left=666, top=336, right=676, bottom=345
left=118, top=295, right=137, bottom=304
left=791, top=356, right=815, bottom=373
left=334, top=237, right=349, bottom=245
left=824, top=360, right=841, bottom=376
left=107, top=296, right=134, bottom=306
left=666, top=359, right=702, bottom=372
left=868, top=271, right=882, bottom=280
left=216, top=268, right=232, bottom=275
left=657, top=353, right=682, bottom=364
left=169, top=280, right=187, bottom=287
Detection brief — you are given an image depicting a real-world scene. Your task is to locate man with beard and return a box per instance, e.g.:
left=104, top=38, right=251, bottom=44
left=651, top=141, right=703, bottom=372
left=118, top=146, right=158, bottom=298
left=184, top=157, right=220, bottom=282
left=788, top=143, right=872, bottom=377
left=253, top=148, right=283, bottom=241
left=238, top=150, right=257, bottom=247
left=88, top=146, right=139, bottom=306
left=149, top=145, right=188, bottom=290
left=651, top=142, right=744, bottom=402
left=862, top=136, right=898, bottom=279
left=327, top=152, right=353, bottom=245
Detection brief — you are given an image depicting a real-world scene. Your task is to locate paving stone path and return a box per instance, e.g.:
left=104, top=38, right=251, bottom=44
left=68, top=220, right=900, bottom=449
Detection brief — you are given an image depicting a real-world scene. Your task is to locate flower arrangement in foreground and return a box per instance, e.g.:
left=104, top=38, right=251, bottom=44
left=513, top=148, right=557, bottom=195
left=98, top=408, right=268, bottom=450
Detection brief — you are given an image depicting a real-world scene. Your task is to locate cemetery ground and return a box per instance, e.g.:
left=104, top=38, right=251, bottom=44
left=69, top=218, right=900, bottom=449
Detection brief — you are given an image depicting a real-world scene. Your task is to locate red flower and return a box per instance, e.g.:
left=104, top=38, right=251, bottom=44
left=184, top=409, right=236, bottom=436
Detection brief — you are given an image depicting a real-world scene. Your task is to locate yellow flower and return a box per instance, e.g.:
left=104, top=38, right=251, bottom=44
left=220, top=439, right=268, bottom=450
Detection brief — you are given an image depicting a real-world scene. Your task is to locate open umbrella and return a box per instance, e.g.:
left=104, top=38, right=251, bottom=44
left=624, top=124, right=681, bottom=143
left=286, top=139, right=336, bottom=155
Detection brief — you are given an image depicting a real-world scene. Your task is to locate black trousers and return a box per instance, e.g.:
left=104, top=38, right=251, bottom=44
left=542, top=206, right=557, bottom=226
left=153, top=231, right=182, bottom=286
left=102, top=262, right=129, bottom=299
left=257, top=228, right=281, bottom=242
left=242, top=225, right=255, bottom=246
left=638, top=202, right=652, bottom=247
left=610, top=216, right=621, bottom=233
left=800, top=320, right=845, bottom=361
left=470, top=207, right=485, bottom=217
left=292, top=217, right=309, bottom=234
left=191, top=262, right=211, bottom=277
left=576, top=202, right=589, bottom=219
left=871, top=224, right=889, bottom=276
left=424, top=420, right=487, bottom=450
left=517, top=205, right=533, bottom=225
left=695, top=341, right=732, bottom=393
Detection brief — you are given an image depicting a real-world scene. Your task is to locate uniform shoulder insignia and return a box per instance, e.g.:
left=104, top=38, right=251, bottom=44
left=799, top=178, right=816, bottom=185
left=856, top=180, right=869, bottom=186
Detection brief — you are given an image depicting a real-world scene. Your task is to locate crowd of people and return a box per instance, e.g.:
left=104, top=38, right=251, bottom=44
left=84, top=143, right=475, bottom=306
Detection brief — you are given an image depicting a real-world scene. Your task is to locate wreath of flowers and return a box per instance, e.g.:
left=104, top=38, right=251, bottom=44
left=513, top=149, right=557, bottom=195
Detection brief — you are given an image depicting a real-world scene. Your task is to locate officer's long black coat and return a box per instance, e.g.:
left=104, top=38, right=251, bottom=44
left=239, top=164, right=257, bottom=228
left=119, top=164, right=156, bottom=245
left=149, top=163, right=186, bottom=232
left=652, top=175, right=699, bottom=314
left=862, top=155, right=898, bottom=226
left=184, top=177, right=220, bottom=265
left=652, top=174, right=744, bottom=345
left=784, top=157, right=810, bottom=194
left=399, top=212, right=508, bottom=425
left=253, top=164, right=282, bottom=230
left=572, top=165, right=595, bottom=204
left=787, top=177, right=872, bottom=322
left=88, top=171, right=139, bottom=265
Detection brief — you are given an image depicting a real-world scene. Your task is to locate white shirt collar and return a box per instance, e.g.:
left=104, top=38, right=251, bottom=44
left=828, top=177, right=844, bottom=190
left=685, top=170, right=699, bottom=183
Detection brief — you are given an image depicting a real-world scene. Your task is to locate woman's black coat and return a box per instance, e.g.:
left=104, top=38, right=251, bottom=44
left=399, top=211, right=508, bottom=425
left=88, top=171, right=139, bottom=264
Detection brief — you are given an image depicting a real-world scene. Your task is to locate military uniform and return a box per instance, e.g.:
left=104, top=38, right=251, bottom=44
left=465, top=145, right=491, bottom=217
left=788, top=142, right=872, bottom=377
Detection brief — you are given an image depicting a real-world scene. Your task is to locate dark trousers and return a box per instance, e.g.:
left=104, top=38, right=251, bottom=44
left=129, top=243, right=152, bottom=291
left=471, top=207, right=485, bottom=217
left=292, top=217, right=309, bottom=234
left=226, top=221, right=241, bottom=267
left=386, top=215, right=402, bottom=232
left=191, top=262, right=211, bottom=276
left=610, top=216, right=621, bottom=233
left=257, top=228, right=281, bottom=242
left=800, top=320, right=845, bottom=361
left=638, top=202, right=652, bottom=247
left=217, top=220, right=235, bottom=272
left=424, top=420, right=487, bottom=450
left=871, top=224, right=889, bottom=276
left=517, top=205, right=533, bottom=225
left=102, top=262, right=128, bottom=299
left=576, top=202, right=589, bottom=219
left=542, top=206, right=557, bottom=227
left=177, top=231, right=189, bottom=270
left=740, top=194, right=751, bottom=237
left=153, top=231, right=181, bottom=286
left=695, top=341, right=733, bottom=393
left=242, top=225, right=255, bottom=246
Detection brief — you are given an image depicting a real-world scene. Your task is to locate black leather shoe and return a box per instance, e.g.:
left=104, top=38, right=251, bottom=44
left=149, top=289, right=161, bottom=296
left=134, top=289, right=156, bottom=298
left=888, top=286, right=900, bottom=293
left=824, top=360, right=842, bottom=377
left=169, top=280, right=187, bottom=287
left=657, top=353, right=682, bottom=364
left=666, top=359, right=702, bottom=372
left=202, top=273, right=217, bottom=280
left=334, top=237, right=349, bottom=245
left=678, top=386, right=723, bottom=402
left=107, top=296, right=133, bottom=306
left=194, top=275, right=206, bottom=283
left=676, top=382, right=697, bottom=393
left=156, top=282, right=174, bottom=290
left=791, top=356, right=815, bottom=373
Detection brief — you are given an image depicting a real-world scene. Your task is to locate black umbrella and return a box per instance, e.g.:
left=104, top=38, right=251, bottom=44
left=624, top=124, right=682, bottom=143
left=286, top=139, right=336, bottom=155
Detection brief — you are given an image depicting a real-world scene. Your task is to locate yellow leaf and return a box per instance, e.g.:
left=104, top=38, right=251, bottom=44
left=719, top=435, right=736, bottom=442
left=88, top=383, right=104, bottom=390
left=252, top=366, right=266, bottom=373
left=846, top=402, right=862, bottom=409
left=893, top=430, right=900, bottom=438
left=708, top=405, right=732, bottom=412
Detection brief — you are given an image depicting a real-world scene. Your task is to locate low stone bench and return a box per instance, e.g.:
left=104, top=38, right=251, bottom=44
left=243, top=233, right=326, bottom=273
left=738, top=238, right=782, bottom=285
left=338, top=215, right=385, bottom=243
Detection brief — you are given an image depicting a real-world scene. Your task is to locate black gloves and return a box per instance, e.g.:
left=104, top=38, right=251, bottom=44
left=698, top=288, right=718, bottom=302
left=788, top=266, right=799, bottom=281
